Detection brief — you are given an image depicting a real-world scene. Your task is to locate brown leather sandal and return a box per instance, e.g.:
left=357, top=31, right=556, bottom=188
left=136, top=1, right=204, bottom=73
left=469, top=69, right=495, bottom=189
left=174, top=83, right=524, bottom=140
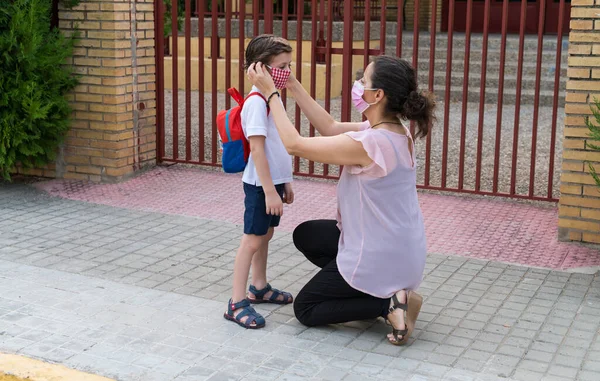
left=387, top=291, right=423, bottom=346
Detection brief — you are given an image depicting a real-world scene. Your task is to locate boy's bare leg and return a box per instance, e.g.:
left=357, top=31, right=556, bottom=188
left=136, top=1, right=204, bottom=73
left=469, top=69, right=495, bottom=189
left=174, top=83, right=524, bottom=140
left=232, top=234, right=264, bottom=309
left=249, top=227, right=287, bottom=302
left=250, top=227, right=274, bottom=291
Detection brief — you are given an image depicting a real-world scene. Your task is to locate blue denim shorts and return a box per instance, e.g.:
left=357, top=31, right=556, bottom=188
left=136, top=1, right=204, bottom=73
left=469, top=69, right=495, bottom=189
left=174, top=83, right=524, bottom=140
left=243, top=183, right=285, bottom=236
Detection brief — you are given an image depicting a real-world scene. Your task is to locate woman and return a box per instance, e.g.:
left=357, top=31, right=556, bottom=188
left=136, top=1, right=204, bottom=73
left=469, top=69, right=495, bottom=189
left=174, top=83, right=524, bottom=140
left=247, top=55, right=435, bottom=345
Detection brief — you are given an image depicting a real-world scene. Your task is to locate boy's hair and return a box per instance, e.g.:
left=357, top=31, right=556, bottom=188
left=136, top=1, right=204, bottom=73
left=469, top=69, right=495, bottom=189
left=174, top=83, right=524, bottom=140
left=244, top=34, right=292, bottom=70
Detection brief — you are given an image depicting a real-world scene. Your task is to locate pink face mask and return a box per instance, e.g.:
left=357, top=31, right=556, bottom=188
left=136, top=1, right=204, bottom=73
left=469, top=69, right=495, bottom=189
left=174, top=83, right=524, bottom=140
left=267, top=65, right=292, bottom=90
left=351, top=80, right=378, bottom=114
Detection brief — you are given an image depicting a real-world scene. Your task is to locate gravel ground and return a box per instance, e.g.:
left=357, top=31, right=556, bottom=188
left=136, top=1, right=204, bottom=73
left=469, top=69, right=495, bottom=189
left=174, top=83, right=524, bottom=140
left=162, top=90, right=563, bottom=199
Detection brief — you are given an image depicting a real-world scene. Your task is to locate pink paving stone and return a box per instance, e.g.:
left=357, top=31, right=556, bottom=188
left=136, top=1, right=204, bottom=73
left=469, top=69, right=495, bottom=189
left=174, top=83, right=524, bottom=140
left=34, top=166, right=600, bottom=270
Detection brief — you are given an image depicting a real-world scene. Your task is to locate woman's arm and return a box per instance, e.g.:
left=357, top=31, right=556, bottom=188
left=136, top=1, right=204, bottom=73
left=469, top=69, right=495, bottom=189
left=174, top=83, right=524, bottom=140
left=274, top=98, right=371, bottom=166
left=286, top=76, right=364, bottom=137
left=249, top=63, right=371, bottom=167
left=248, top=62, right=372, bottom=167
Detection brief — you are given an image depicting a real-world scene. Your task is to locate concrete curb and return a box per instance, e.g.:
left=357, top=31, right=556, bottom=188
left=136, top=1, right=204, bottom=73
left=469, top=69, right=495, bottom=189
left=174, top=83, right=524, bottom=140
left=0, top=353, right=114, bottom=381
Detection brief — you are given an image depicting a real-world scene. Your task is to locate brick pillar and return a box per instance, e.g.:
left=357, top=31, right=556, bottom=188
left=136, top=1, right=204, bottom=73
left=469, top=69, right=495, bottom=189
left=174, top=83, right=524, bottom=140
left=57, top=0, right=156, bottom=182
left=558, top=0, right=600, bottom=243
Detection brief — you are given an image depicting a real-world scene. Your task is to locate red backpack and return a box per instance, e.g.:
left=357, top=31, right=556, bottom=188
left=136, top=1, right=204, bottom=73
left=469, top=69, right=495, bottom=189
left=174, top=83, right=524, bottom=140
left=217, top=88, right=269, bottom=173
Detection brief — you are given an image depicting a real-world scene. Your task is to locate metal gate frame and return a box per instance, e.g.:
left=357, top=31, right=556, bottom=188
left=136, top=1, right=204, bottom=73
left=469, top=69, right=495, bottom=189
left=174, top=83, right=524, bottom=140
left=155, top=0, right=567, bottom=202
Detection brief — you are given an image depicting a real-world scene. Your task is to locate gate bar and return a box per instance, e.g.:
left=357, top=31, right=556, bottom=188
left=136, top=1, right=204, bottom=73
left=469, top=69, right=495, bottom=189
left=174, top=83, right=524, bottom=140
left=225, top=0, right=232, bottom=110
left=155, top=0, right=165, bottom=162
left=198, top=0, right=205, bottom=162
left=253, top=1, right=259, bottom=36
left=308, top=0, right=318, bottom=175
left=380, top=0, right=386, bottom=55
left=458, top=0, right=472, bottom=190
left=493, top=0, right=509, bottom=193
left=475, top=0, right=491, bottom=191
left=211, top=0, right=218, bottom=163
left=364, top=0, right=371, bottom=69
left=411, top=0, right=419, bottom=138
left=294, top=0, right=304, bottom=174
left=264, top=0, right=273, bottom=33
left=238, top=0, right=245, bottom=95
left=530, top=0, right=546, bottom=197
left=323, top=0, right=334, bottom=177
left=396, top=0, right=403, bottom=57
left=425, top=0, right=435, bottom=186
left=185, top=0, right=192, bottom=161
left=172, top=0, right=180, bottom=160
left=341, top=0, right=354, bottom=122
left=548, top=0, right=566, bottom=199
left=441, top=0, right=455, bottom=188
left=282, top=0, right=289, bottom=106
left=510, top=0, right=527, bottom=195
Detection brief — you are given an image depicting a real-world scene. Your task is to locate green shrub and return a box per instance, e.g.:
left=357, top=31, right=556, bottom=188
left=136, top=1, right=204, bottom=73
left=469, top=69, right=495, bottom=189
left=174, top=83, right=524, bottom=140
left=164, top=0, right=183, bottom=39
left=0, top=0, right=78, bottom=180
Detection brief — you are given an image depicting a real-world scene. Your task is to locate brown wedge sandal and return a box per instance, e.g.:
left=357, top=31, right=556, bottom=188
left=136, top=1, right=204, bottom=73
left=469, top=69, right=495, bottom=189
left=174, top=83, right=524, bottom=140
left=387, top=291, right=423, bottom=346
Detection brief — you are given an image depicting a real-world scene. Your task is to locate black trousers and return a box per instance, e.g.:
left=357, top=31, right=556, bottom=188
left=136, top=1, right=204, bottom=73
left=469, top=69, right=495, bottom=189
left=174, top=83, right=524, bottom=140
left=292, top=220, right=391, bottom=327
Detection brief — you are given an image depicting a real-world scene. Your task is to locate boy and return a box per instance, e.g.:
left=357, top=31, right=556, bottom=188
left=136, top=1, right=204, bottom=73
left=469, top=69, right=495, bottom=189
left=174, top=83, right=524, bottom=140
left=224, top=35, right=294, bottom=329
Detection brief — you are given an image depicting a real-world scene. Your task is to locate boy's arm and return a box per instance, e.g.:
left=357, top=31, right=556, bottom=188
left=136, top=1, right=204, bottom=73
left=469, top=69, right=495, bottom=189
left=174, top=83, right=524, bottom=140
left=248, top=136, right=283, bottom=216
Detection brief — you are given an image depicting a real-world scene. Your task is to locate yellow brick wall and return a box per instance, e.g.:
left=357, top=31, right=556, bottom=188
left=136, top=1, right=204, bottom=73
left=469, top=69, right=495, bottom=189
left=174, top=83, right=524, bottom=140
left=19, top=0, right=156, bottom=182
left=558, top=0, right=600, bottom=243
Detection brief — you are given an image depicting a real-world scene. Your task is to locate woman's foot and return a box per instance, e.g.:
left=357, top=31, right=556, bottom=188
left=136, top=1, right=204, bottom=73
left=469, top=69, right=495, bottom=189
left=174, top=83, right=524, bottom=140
left=386, top=290, right=423, bottom=345
left=387, top=290, right=407, bottom=344
left=224, top=299, right=265, bottom=329
left=248, top=283, right=293, bottom=305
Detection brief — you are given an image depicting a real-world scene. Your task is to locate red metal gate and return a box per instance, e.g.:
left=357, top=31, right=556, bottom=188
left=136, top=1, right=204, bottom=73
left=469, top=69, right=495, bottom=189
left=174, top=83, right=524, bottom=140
left=442, top=0, right=571, bottom=34
left=155, top=0, right=567, bottom=201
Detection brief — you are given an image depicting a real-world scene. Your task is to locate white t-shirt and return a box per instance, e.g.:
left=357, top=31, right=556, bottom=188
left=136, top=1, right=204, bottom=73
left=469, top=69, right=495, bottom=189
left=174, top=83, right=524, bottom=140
left=241, top=86, right=293, bottom=187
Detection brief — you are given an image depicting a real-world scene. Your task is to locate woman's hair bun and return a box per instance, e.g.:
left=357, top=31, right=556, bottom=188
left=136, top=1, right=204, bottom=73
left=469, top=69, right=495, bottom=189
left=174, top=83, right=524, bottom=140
left=402, top=90, right=428, bottom=120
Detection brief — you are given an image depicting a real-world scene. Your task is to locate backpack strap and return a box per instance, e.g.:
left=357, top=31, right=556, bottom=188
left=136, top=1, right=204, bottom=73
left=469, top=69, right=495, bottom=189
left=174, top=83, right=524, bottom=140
left=227, top=88, right=245, bottom=105
left=246, top=92, right=270, bottom=115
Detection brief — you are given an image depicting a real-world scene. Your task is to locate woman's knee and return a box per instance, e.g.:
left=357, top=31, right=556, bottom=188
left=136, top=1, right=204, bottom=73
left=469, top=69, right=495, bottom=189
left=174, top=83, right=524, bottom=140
left=293, top=303, right=313, bottom=327
left=292, top=221, right=312, bottom=252
left=293, top=291, right=316, bottom=327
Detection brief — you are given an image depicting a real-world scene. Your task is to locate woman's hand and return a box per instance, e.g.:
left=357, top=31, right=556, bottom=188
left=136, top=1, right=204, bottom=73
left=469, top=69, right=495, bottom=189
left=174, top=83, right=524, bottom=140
left=285, top=71, right=298, bottom=89
left=247, top=62, right=277, bottom=96
left=283, top=183, right=294, bottom=204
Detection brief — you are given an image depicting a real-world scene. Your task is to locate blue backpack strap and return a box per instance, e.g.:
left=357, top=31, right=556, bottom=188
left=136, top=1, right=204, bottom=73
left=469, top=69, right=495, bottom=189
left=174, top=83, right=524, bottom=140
left=224, top=108, right=233, bottom=141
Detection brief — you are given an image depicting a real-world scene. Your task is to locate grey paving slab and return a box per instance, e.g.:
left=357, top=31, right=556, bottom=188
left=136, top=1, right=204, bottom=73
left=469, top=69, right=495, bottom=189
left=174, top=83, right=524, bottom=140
left=1, top=183, right=599, bottom=381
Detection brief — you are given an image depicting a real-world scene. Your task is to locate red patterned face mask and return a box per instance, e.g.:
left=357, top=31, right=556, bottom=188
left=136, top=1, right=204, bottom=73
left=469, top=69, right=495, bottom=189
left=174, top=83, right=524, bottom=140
left=267, top=65, right=292, bottom=90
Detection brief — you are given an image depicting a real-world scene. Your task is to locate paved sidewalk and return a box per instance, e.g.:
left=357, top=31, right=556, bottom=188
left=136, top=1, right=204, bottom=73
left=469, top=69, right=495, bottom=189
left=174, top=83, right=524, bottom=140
left=1, top=181, right=600, bottom=381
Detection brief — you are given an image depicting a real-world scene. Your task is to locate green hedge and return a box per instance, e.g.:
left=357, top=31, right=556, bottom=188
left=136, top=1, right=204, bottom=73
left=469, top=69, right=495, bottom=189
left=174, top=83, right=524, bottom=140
left=0, top=0, right=78, bottom=180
